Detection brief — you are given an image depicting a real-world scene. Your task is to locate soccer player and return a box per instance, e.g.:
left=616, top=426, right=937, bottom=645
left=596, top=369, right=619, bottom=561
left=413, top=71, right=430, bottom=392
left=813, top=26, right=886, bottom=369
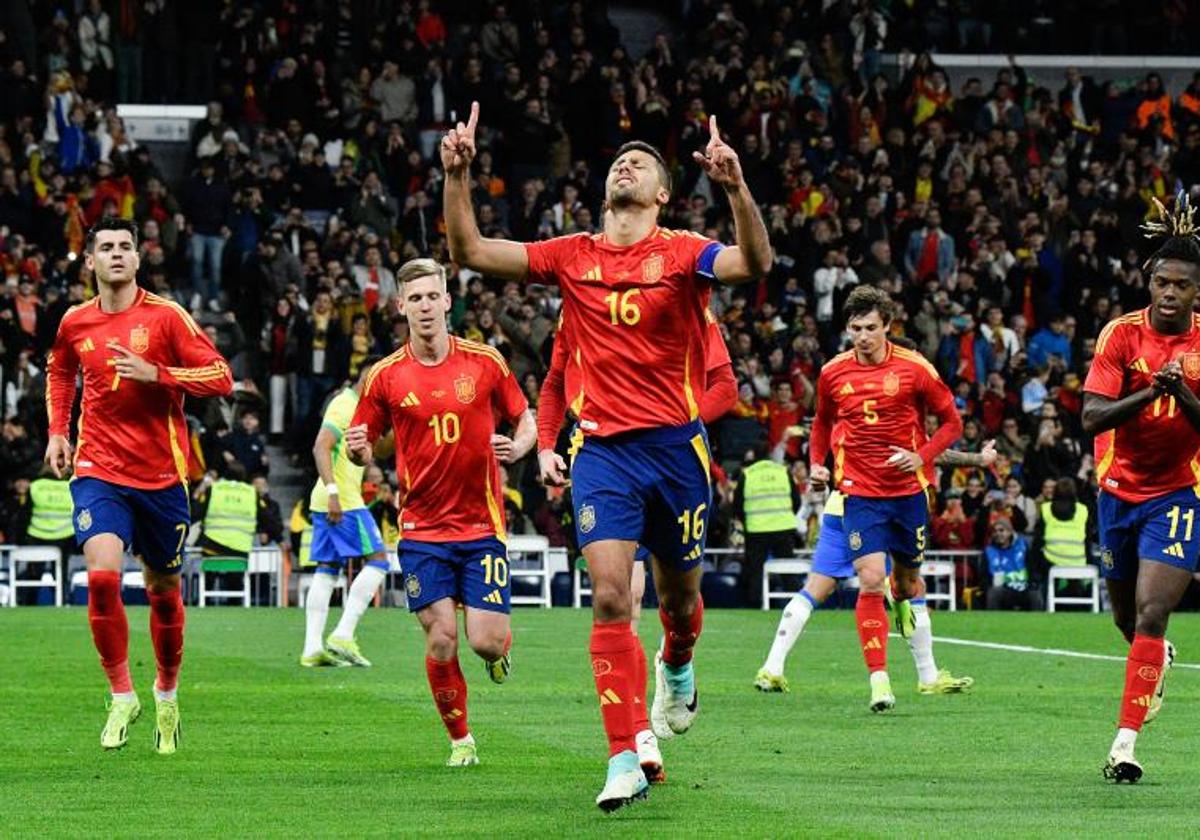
left=301, top=359, right=391, bottom=668
left=537, top=307, right=737, bottom=784
left=754, top=438, right=987, bottom=695
left=44, top=217, right=233, bottom=753
left=807, top=286, right=962, bottom=712
left=441, top=102, right=771, bottom=808
left=1082, top=195, right=1200, bottom=783
left=345, top=258, right=535, bottom=768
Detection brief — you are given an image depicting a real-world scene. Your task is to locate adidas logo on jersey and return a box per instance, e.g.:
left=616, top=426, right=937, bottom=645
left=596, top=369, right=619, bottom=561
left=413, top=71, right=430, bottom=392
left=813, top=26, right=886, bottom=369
left=839, top=383, right=855, bottom=396
left=1162, top=542, right=1186, bottom=559
left=599, top=688, right=622, bottom=705
left=582, top=265, right=603, bottom=281
left=862, top=638, right=883, bottom=651
left=1129, top=358, right=1151, bottom=374
left=483, top=590, right=504, bottom=605
left=76, top=338, right=96, bottom=354
left=401, top=392, right=421, bottom=407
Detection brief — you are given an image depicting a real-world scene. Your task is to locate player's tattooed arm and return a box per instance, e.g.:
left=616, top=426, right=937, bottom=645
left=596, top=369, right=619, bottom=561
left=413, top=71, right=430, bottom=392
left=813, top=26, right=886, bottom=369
left=935, top=439, right=997, bottom=468
left=1081, top=388, right=1158, bottom=435
left=441, top=101, right=530, bottom=281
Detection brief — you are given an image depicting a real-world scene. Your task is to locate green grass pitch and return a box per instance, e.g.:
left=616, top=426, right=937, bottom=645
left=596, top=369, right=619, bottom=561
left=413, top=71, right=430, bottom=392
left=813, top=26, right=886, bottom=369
left=3, top=606, right=1198, bottom=837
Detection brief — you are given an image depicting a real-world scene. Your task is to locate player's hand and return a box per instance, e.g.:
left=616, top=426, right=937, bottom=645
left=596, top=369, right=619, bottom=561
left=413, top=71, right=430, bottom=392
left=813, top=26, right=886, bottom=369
left=1153, top=360, right=1184, bottom=394
left=491, top=433, right=519, bottom=463
left=106, top=342, right=159, bottom=383
left=808, top=463, right=830, bottom=491
left=538, top=448, right=568, bottom=487
left=440, top=100, right=478, bottom=176
left=692, top=115, right=744, bottom=190
left=326, top=494, right=343, bottom=525
left=345, top=424, right=373, bottom=464
left=979, top=439, right=998, bottom=467
left=44, top=434, right=74, bottom=478
left=886, top=446, right=925, bottom=473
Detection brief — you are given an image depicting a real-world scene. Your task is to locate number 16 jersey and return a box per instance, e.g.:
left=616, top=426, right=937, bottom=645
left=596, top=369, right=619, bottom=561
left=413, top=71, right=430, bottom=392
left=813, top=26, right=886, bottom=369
left=352, top=337, right=528, bottom=542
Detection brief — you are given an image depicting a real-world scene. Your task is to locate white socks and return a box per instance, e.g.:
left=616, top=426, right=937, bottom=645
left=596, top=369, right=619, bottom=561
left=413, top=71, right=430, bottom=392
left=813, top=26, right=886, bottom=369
left=907, top=600, right=939, bottom=685
left=763, top=593, right=815, bottom=675
left=154, top=686, right=177, bottom=702
left=303, top=573, right=336, bottom=657
left=333, top=565, right=386, bottom=641
left=1112, top=727, right=1138, bottom=754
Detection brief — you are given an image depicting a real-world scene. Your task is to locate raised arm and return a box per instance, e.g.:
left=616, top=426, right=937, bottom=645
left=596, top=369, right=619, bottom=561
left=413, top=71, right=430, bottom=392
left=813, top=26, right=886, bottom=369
left=442, top=101, right=529, bottom=281
left=693, top=116, right=773, bottom=285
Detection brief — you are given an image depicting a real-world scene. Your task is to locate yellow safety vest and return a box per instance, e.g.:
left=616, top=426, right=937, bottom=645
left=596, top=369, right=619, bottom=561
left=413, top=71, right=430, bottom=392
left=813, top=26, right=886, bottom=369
left=1041, top=501, right=1087, bottom=566
left=28, top=478, right=74, bottom=540
left=203, top=480, right=258, bottom=555
left=299, top=525, right=313, bottom=567
left=742, top=460, right=795, bottom=534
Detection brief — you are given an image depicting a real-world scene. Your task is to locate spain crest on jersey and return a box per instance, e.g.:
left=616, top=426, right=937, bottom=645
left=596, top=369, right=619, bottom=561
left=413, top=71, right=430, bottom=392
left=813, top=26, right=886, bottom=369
left=579, top=504, right=596, bottom=534
left=405, top=573, right=422, bottom=599
left=642, top=253, right=664, bottom=283
left=1183, top=352, right=1200, bottom=380
left=76, top=509, right=92, bottom=531
left=883, top=371, right=900, bottom=396
left=454, top=374, right=476, bottom=404
left=130, top=325, right=150, bottom=353
left=848, top=530, right=862, bottom=551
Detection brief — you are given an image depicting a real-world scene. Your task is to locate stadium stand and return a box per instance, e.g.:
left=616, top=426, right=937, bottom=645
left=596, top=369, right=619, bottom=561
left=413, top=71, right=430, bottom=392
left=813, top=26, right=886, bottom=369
left=2, top=0, right=1200, bottom=609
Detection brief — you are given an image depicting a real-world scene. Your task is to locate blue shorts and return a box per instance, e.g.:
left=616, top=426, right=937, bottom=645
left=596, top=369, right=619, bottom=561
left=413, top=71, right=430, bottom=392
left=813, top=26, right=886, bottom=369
left=311, top=510, right=387, bottom=570
left=1098, top=487, right=1200, bottom=580
left=571, top=421, right=712, bottom=570
left=70, top=477, right=190, bottom=573
left=398, top=537, right=510, bottom=614
left=811, top=514, right=892, bottom=579
left=634, top=545, right=650, bottom=564
left=842, top=492, right=928, bottom=568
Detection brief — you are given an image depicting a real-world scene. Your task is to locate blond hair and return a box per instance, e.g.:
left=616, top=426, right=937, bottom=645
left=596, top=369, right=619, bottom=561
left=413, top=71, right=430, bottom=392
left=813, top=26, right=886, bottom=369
left=397, top=258, right=447, bottom=290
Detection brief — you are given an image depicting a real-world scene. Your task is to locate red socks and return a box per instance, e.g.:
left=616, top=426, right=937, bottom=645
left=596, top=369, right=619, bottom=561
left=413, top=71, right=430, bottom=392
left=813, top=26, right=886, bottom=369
left=631, top=634, right=649, bottom=733
left=148, top=588, right=185, bottom=693
left=87, top=571, right=132, bottom=694
left=856, top=591, right=889, bottom=673
left=659, top=597, right=703, bottom=667
left=1118, top=634, right=1165, bottom=731
left=590, top=622, right=638, bottom=756
left=425, top=656, right=470, bottom=740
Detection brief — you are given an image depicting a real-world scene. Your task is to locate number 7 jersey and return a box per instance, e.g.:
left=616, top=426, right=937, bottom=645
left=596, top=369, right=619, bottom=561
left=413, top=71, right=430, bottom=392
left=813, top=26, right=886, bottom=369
left=351, top=337, right=528, bottom=542
left=1084, top=309, right=1200, bottom=503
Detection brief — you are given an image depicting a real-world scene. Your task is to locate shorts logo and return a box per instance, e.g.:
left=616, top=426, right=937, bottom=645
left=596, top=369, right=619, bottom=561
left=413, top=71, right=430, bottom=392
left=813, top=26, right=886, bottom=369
left=1183, top=352, right=1200, bottom=380
left=454, top=374, right=476, bottom=404
left=130, top=325, right=149, bottom=353
left=405, top=574, right=421, bottom=599
left=861, top=619, right=883, bottom=628
left=1137, top=665, right=1160, bottom=682
left=642, top=254, right=664, bottom=283
left=77, top=509, right=92, bottom=531
left=848, top=530, right=862, bottom=551
left=883, top=371, right=900, bottom=396
left=592, top=658, right=612, bottom=676
left=1101, top=548, right=1114, bottom=569
left=435, top=688, right=458, bottom=702
left=166, top=555, right=182, bottom=569
left=579, top=504, right=596, bottom=534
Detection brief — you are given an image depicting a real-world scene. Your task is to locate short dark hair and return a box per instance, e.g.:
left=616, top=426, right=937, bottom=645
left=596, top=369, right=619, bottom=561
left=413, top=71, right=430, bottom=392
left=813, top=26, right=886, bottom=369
left=612, top=141, right=672, bottom=194
left=86, top=217, right=138, bottom=252
left=843, top=285, right=895, bottom=324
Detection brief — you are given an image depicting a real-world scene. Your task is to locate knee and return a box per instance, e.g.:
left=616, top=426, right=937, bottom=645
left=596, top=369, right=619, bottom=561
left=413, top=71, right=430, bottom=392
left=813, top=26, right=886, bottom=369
left=425, top=623, right=458, bottom=661
left=856, top=565, right=887, bottom=592
left=468, top=632, right=506, bottom=661
left=658, top=587, right=699, bottom=617
left=1135, top=604, right=1170, bottom=638
left=592, top=580, right=632, bottom=623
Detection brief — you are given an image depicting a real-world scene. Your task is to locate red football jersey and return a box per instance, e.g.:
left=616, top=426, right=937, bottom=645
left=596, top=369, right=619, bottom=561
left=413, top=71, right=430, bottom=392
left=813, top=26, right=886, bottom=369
left=525, top=227, right=723, bottom=437
left=352, top=337, right=528, bottom=542
left=810, top=343, right=960, bottom=497
left=46, top=289, right=233, bottom=489
left=1084, top=309, right=1200, bottom=502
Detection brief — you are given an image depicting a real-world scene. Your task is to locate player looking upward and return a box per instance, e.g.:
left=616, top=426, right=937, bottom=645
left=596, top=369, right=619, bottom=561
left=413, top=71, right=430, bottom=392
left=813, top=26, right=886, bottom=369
left=1082, top=193, right=1200, bottom=783
left=345, top=258, right=536, bottom=768
left=44, top=217, right=233, bottom=753
left=441, top=101, right=771, bottom=809
left=808, top=286, right=962, bottom=712
left=301, top=359, right=391, bottom=668
left=537, top=307, right=737, bottom=785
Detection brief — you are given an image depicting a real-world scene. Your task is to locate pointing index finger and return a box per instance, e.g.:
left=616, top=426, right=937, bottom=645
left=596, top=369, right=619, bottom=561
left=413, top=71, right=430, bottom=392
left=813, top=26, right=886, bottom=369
left=708, top=114, right=719, bottom=137
left=466, top=101, right=479, bottom=135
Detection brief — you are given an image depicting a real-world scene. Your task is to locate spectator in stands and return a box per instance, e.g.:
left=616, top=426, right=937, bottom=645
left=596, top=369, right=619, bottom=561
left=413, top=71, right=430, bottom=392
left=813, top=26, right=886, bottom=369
left=183, top=156, right=232, bottom=311
left=221, top=409, right=269, bottom=480
left=904, top=206, right=955, bottom=285
left=985, top=516, right=1043, bottom=611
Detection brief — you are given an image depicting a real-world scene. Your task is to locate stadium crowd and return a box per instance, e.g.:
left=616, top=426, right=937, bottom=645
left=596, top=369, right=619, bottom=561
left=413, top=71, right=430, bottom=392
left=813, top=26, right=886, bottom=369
left=3, top=0, right=1200, bottom=606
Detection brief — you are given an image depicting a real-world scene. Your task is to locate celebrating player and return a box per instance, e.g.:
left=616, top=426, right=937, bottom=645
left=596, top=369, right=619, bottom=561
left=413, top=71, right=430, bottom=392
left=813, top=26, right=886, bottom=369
left=755, top=435, right=984, bottom=695
left=537, top=307, right=737, bottom=784
left=44, top=217, right=233, bottom=753
left=1082, top=194, right=1200, bottom=783
left=301, top=360, right=391, bottom=668
left=442, top=101, right=771, bottom=808
left=807, top=286, right=962, bottom=712
left=345, top=258, right=535, bottom=768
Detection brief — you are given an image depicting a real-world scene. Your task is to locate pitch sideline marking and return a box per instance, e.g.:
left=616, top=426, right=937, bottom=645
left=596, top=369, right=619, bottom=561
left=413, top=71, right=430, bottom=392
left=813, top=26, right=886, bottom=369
left=912, top=634, right=1200, bottom=671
